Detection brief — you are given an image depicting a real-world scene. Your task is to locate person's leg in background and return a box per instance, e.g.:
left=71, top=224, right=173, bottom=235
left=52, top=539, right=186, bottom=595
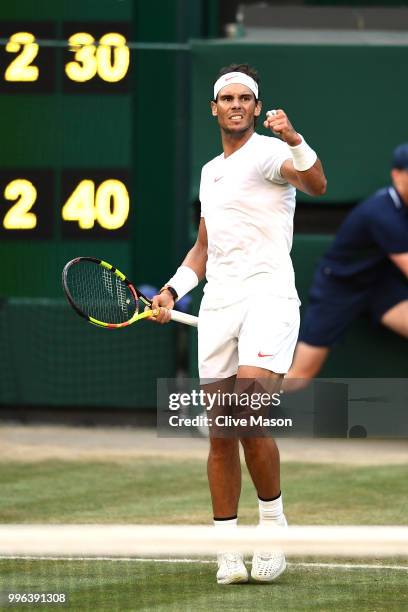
left=380, top=301, right=408, bottom=338
left=287, top=341, right=329, bottom=380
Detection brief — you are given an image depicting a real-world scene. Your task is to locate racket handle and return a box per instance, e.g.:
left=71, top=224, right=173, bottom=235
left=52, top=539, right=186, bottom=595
left=169, top=310, right=198, bottom=328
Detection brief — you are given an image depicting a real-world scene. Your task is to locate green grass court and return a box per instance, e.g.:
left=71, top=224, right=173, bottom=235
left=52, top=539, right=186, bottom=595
left=1, top=558, right=407, bottom=612
left=0, top=458, right=407, bottom=611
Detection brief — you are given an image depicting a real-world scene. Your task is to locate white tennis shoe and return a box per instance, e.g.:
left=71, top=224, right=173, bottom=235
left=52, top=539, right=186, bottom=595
left=250, top=516, right=287, bottom=583
left=216, top=552, right=248, bottom=585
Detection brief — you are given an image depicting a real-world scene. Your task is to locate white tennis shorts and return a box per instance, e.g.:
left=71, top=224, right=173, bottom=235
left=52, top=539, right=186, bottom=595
left=198, top=294, right=300, bottom=379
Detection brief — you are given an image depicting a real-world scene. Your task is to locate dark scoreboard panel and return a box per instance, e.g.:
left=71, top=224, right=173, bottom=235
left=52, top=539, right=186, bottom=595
left=0, top=2, right=134, bottom=297
left=0, top=21, right=131, bottom=93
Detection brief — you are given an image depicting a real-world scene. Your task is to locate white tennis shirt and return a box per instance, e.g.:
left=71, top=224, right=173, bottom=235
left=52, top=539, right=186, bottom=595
left=199, top=132, right=299, bottom=308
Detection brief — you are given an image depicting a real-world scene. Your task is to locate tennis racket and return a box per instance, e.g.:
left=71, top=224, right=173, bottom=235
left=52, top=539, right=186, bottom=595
left=62, top=257, right=198, bottom=329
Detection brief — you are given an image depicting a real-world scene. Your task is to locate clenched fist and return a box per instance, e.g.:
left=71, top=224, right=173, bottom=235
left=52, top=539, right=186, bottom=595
left=264, top=109, right=302, bottom=147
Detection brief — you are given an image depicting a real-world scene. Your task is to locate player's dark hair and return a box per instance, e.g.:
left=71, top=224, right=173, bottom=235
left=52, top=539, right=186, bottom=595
left=213, top=63, right=261, bottom=101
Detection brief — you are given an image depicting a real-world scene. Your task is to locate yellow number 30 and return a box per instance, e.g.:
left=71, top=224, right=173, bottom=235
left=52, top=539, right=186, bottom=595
left=65, top=32, right=129, bottom=83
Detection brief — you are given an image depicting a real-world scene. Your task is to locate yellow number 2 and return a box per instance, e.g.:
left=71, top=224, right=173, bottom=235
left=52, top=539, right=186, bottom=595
left=62, top=180, right=129, bottom=230
left=3, top=179, right=37, bottom=229
left=5, top=32, right=39, bottom=82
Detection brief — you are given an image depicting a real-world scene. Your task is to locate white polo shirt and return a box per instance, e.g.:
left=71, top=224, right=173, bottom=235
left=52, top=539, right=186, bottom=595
left=199, top=132, right=299, bottom=308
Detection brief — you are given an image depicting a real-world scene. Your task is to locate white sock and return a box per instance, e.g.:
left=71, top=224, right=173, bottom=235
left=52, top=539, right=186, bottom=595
left=213, top=517, right=238, bottom=528
left=258, top=494, right=284, bottom=525
left=214, top=517, right=238, bottom=558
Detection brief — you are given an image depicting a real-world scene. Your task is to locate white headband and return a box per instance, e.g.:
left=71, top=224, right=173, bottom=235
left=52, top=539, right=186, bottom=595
left=213, top=72, right=259, bottom=100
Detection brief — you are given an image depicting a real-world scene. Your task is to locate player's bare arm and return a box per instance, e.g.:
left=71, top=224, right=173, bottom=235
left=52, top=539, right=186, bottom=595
left=182, top=217, right=208, bottom=280
left=264, top=109, right=327, bottom=197
left=152, top=218, right=208, bottom=323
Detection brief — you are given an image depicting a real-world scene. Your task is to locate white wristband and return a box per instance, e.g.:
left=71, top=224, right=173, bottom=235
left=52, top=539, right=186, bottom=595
left=165, top=266, right=199, bottom=301
left=289, top=135, right=317, bottom=171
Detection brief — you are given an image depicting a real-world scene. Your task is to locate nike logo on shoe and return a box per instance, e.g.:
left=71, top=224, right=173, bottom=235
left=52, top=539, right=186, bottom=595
left=258, top=352, right=274, bottom=358
left=214, top=176, right=223, bottom=182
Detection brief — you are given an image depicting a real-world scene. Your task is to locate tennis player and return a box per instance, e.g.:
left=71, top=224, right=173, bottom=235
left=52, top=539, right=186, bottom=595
left=152, top=64, right=327, bottom=584
left=288, top=143, right=408, bottom=381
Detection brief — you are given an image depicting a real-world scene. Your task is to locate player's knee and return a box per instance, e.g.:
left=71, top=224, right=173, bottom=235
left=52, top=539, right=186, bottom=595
left=209, top=437, right=238, bottom=460
left=239, top=437, right=264, bottom=456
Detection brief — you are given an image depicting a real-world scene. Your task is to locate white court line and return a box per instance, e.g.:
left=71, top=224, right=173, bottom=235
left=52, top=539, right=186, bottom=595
left=290, top=561, right=408, bottom=571
left=2, top=525, right=407, bottom=557
left=1, top=556, right=407, bottom=571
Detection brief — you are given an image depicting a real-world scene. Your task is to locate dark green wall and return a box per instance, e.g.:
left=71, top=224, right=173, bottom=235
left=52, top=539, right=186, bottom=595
left=309, top=1, right=407, bottom=5
left=0, top=0, right=132, bottom=21
left=131, top=1, right=208, bottom=288
left=0, top=298, right=176, bottom=407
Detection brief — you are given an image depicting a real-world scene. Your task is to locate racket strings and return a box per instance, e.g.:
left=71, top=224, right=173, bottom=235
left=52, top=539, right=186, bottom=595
left=116, top=277, right=131, bottom=317
left=67, top=262, right=137, bottom=324
left=102, top=269, right=114, bottom=297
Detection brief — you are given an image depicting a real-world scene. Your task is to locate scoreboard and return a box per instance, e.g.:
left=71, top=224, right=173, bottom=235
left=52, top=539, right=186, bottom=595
left=0, top=1, right=135, bottom=297
left=0, top=1, right=202, bottom=408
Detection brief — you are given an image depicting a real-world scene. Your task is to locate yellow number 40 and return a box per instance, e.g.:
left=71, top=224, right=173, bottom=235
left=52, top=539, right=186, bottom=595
left=62, top=179, right=130, bottom=230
